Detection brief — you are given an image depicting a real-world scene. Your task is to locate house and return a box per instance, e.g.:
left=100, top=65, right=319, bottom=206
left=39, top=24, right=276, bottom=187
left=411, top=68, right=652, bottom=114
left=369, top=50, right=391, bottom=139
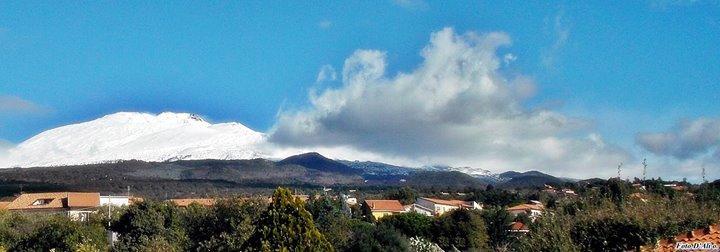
left=2, top=192, right=100, bottom=221
left=363, top=200, right=405, bottom=220
left=559, top=189, right=577, bottom=197
left=507, top=203, right=545, bottom=221
left=345, top=197, right=358, bottom=205
left=641, top=224, right=720, bottom=251
left=663, top=183, right=687, bottom=191
left=0, top=201, right=11, bottom=209
left=507, top=221, right=530, bottom=234
left=412, top=197, right=482, bottom=216
left=100, top=195, right=132, bottom=207
left=168, top=198, right=216, bottom=207
left=632, top=183, right=646, bottom=191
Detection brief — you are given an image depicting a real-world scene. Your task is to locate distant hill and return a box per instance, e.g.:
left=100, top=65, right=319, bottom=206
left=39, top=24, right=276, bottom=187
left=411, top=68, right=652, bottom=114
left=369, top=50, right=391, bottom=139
left=339, top=160, right=413, bottom=176
left=496, top=170, right=572, bottom=189
left=0, top=153, right=491, bottom=198
left=278, top=152, right=362, bottom=175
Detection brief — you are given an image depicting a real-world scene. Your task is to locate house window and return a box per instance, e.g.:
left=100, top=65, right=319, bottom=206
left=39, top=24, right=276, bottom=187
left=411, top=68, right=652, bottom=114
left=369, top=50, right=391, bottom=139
left=31, top=198, right=53, bottom=206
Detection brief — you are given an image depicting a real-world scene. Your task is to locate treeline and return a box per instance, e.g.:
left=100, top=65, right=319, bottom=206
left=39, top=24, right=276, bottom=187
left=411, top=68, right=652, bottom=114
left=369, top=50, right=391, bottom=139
left=1, top=179, right=720, bottom=251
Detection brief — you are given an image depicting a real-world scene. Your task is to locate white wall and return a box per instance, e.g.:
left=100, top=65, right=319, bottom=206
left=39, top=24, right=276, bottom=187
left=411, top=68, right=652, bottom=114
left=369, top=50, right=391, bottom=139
left=100, top=196, right=130, bottom=207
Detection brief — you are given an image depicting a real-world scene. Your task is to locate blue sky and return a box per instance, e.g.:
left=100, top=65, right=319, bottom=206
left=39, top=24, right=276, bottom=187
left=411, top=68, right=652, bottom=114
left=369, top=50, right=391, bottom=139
left=1, top=1, right=719, bottom=179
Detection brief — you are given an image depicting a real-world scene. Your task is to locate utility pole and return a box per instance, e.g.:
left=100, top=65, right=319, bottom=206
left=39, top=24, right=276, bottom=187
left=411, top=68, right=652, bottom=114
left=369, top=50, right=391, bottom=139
left=642, top=158, right=648, bottom=181
left=617, top=162, right=623, bottom=179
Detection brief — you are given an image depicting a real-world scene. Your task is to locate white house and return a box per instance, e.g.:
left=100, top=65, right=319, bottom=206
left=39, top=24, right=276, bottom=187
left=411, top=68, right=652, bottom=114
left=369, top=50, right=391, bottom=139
left=411, top=197, right=482, bottom=216
left=100, top=195, right=132, bottom=207
left=507, top=203, right=545, bottom=221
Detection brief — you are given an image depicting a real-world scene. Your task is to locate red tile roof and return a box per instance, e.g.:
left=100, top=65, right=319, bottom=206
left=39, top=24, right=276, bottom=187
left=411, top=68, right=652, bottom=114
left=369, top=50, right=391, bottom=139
left=507, top=203, right=544, bottom=212
left=365, top=200, right=405, bottom=212
left=169, top=198, right=216, bottom=207
left=644, top=224, right=720, bottom=251
left=5, top=192, right=100, bottom=211
left=420, top=197, right=474, bottom=208
left=508, top=221, right=530, bottom=232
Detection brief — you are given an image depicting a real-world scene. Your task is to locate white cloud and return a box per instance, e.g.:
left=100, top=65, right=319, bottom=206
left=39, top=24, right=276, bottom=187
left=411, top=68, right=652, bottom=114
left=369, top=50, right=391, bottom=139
left=0, top=95, right=48, bottom=115
left=541, top=11, right=570, bottom=69
left=0, top=139, right=14, bottom=168
left=637, top=118, right=720, bottom=159
left=635, top=117, right=720, bottom=182
left=316, top=65, right=337, bottom=83
left=271, top=27, right=630, bottom=178
left=503, top=53, right=517, bottom=65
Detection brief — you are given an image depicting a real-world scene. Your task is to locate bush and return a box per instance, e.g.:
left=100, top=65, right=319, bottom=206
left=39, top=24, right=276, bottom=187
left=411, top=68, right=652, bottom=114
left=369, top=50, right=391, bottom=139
left=378, top=212, right=434, bottom=239
left=432, top=209, right=489, bottom=251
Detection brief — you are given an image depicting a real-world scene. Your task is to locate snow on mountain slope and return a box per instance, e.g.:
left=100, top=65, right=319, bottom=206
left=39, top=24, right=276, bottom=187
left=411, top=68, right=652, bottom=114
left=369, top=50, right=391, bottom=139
left=1, top=112, right=267, bottom=167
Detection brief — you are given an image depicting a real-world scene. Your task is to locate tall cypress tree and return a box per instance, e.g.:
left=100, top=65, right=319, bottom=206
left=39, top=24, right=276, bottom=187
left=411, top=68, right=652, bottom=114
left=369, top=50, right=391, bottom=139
left=246, top=187, right=333, bottom=251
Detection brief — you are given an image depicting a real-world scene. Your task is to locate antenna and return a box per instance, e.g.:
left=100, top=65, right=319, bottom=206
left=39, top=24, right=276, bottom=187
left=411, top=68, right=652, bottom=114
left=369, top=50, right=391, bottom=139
left=702, top=165, right=707, bottom=183
left=617, top=162, right=623, bottom=179
left=641, top=158, right=648, bottom=181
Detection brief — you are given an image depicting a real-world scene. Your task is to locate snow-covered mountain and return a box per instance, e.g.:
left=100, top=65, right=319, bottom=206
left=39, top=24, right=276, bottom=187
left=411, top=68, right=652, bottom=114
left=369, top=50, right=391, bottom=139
left=424, top=165, right=508, bottom=184
left=0, top=112, right=267, bottom=167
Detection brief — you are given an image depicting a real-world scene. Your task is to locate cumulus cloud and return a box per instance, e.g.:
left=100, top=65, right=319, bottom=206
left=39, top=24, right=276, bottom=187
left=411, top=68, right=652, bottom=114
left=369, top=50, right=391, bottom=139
left=270, top=27, right=630, bottom=178
left=0, top=95, right=48, bottom=115
left=316, top=65, right=337, bottom=82
left=637, top=118, right=720, bottom=159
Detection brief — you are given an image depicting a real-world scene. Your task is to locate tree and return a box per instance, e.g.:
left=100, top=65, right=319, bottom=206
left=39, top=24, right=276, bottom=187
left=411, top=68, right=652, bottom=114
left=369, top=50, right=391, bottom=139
left=182, top=198, right=266, bottom=251
left=111, top=201, right=188, bottom=251
left=346, top=222, right=410, bottom=252
left=378, top=212, right=434, bottom=239
left=306, top=196, right=355, bottom=250
left=571, top=217, right=648, bottom=252
left=481, top=206, right=514, bottom=249
left=432, top=209, right=489, bottom=251
left=385, top=187, right=418, bottom=205
left=13, top=216, right=106, bottom=252
left=245, top=187, right=333, bottom=251
left=516, top=215, right=578, bottom=252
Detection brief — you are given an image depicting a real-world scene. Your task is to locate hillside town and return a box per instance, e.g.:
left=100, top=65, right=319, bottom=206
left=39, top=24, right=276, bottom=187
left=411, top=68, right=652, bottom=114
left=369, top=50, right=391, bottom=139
left=0, top=176, right=718, bottom=251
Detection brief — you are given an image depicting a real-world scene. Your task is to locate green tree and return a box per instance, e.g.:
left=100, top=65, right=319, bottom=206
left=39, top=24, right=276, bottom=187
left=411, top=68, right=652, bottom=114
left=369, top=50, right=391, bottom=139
left=183, top=198, right=266, bottom=251
left=516, top=215, right=579, bottom=252
left=13, top=216, right=107, bottom=252
left=571, top=217, right=648, bottom=252
left=432, top=209, right=489, bottom=251
left=306, top=196, right=355, bottom=251
left=245, top=187, right=333, bottom=251
left=481, top=206, right=514, bottom=249
left=346, top=221, right=410, bottom=252
left=377, top=212, right=433, bottom=239
left=111, top=201, right=188, bottom=251
left=385, top=187, right=418, bottom=205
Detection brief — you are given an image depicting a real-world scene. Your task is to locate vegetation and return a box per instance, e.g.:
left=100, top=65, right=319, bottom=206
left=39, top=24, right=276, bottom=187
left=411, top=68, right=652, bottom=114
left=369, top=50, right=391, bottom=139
left=0, top=178, right=717, bottom=251
left=245, top=187, right=333, bottom=251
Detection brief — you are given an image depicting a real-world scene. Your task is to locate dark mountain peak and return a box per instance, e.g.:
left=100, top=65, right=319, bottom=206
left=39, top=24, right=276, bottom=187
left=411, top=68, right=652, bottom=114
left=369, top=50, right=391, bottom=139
left=278, top=152, right=362, bottom=175
left=499, top=170, right=552, bottom=179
